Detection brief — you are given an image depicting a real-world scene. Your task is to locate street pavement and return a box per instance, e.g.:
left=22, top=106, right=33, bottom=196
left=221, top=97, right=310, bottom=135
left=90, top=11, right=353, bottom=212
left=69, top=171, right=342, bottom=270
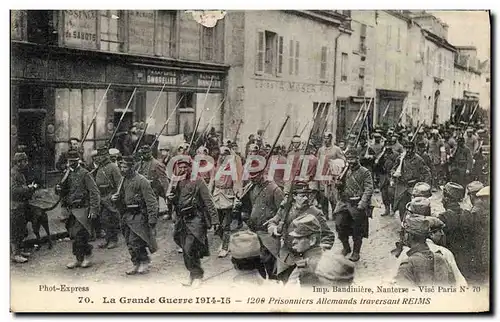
left=11, top=191, right=448, bottom=286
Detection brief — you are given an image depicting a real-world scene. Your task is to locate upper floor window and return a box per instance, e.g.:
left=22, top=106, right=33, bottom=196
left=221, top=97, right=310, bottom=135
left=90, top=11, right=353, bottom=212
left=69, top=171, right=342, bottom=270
left=359, top=24, right=367, bottom=54
left=255, top=30, right=284, bottom=76
left=320, top=46, right=328, bottom=82
left=341, top=53, right=348, bottom=82
left=100, top=10, right=123, bottom=52
left=288, top=39, right=299, bottom=76
left=202, top=26, right=215, bottom=61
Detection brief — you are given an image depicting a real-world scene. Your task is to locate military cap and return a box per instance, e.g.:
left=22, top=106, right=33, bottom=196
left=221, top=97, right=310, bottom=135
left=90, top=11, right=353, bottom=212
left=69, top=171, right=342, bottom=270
left=430, top=129, right=439, bottom=135
left=412, top=182, right=432, bottom=198
left=406, top=197, right=431, bottom=216
left=291, top=135, right=301, bottom=143
left=248, top=143, right=260, bottom=153
left=67, top=150, right=80, bottom=160
left=431, top=123, right=438, bottom=128
left=315, top=251, right=355, bottom=283
left=373, top=133, right=382, bottom=138
left=404, top=215, right=431, bottom=236
left=449, top=125, right=457, bottom=130
left=476, top=186, right=490, bottom=197
left=109, top=148, right=121, bottom=157
left=324, top=131, right=333, bottom=138
left=120, top=155, right=136, bottom=166
left=130, top=122, right=139, bottom=129
left=426, top=216, right=446, bottom=233
left=289, top=214, right=322, bottom=238
left=403, top=140, right=415, bottom=148
left=345, top=148, right=358, bottom=159
left=467, top=181, right=485, bottom=195
left=196, top=146, right=209, bottom=154
left=443, top=182, right=465, bottom=200
left=220, top=145, right=231, bottom=154
left=90, top=149, right=99, bottom=157
left=13, top=152, right=28, bottom=163
left=466, top=127, right=474, bottom=132
left=175, top=157, right=192, bottom=167
left=97, top=146, right=109, bottom=157
left=229, top=230, right=261, bottom=259
left=348, top=133, right=357, bottom=140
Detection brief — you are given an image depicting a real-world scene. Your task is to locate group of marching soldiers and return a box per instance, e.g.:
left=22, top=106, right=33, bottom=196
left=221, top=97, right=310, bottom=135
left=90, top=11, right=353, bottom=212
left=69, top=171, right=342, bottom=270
left=10, top=114, right=490, bottom=288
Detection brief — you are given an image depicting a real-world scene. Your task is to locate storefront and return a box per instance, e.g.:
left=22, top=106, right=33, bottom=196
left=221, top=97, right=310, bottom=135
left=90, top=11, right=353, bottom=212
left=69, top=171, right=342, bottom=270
left=11, top=41, right=227, bottom=186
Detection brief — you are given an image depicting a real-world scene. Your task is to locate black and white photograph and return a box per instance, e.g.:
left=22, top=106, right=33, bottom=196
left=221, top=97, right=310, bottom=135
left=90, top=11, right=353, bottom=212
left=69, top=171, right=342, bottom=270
left=8, top=8, right=491, bottom=313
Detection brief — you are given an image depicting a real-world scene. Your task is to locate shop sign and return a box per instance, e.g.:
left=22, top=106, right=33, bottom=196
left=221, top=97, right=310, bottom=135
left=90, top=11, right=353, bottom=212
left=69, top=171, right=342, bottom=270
left=146, top=69, right=177, bottom=85
left=179, top=73, right=197, bottom=87
left=254, top=79, right=330, bottom=93
left=63, top=10, right=98, bottom=50
left=198, top=73, right=223, bottom=88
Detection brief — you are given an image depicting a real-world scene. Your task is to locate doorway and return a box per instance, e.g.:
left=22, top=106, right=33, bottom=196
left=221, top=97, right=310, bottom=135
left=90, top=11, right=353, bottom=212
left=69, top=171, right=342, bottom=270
left=18, top=109, right=47, bottom=185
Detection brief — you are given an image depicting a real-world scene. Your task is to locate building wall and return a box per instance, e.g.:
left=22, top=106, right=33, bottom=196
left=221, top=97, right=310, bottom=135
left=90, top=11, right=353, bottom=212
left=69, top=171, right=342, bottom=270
left=227, top=10, right=341, bottom=145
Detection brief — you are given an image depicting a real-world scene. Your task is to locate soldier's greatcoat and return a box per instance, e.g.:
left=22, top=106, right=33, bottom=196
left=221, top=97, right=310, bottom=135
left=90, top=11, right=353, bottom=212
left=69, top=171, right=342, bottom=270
left=119, top=172, right=159, bottom=252
left=240, top=180, right=285, bottom=257
left=392, top=154, right=431, bottom=212
left=334, top=165, right=373, bottom=238
left=449, top=145, right=473, bottom=187
left=286, top=247, right=325, bottom=287
left=137, top=158, right=169, bottom=199
left=172, top=178, right=218, bottom=258
left=268, top=205, right=335, bottom=275
left=95, top=160, right=122, bottom=213
left=59, top=165, right=100, bottom=236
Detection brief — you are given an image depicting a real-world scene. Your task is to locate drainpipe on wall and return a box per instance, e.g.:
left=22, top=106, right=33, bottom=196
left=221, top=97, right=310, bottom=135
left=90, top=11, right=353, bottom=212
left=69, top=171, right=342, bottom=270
left=331, top=31, right=342, bottom=143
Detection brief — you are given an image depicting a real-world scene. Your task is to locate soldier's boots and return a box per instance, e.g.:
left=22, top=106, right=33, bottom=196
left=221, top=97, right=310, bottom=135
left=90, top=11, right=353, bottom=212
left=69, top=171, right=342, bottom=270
left=66, top=258, right=82, bottom=269
left=349, top=239, right=362, bottom=262
left=106, top=241, right=118, bottom=249
left=12, top=255, right=28, bottom=263
left=218, top=249, right=229, bottom=258
left=126, top=264, right=140, bottom=275
left=340, top=239, right=351, bottom=256
left=137, top=262, right=149, bottom=274
left=81, top=256, right=93, bottom=268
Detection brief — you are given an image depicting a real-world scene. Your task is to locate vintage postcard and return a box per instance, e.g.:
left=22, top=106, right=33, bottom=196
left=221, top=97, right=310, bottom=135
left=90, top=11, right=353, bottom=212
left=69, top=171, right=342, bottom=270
left=10, top=9, right=491, bottom=313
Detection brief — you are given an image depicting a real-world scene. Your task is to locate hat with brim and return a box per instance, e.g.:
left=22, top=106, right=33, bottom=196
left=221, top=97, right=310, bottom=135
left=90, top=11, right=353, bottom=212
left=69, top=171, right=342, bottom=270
left=315, top=251, right=355, bottom=283
left=109, top=148, right=121, bottom=157
left=443, top=182, right=465, bottom=200
left=426, top=216, right=445, bottom=233
left=229, top=230, right=261, bottom=259
left=289, top=214, right=321, bottom=238
left=404, top=215, right=431, bottom=236
left=467, top=181, right=485, bottom=195
left=412, top=182, right=432, bottom=198
left=405, top=197, right=431, bottom=216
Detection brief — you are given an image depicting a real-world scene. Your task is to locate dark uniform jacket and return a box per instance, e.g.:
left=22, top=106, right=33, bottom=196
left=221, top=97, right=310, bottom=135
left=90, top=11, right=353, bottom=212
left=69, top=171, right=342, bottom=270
left=268, top=205, right=334, bottom=275
left=379, top=151, right=399, bottom=188
left=95, top=160, right=122, bottom=213
left=137, top=158, right=169, bottom=199
left=395, top=243, right=455, bottom=286
left=119, top=172, right=159, bottom=252
left=428, top=138, right=444, bottom=165
left=449, top=146, right=473, bottom=173
left=240, top=180, right=285, bottom=256
left=357, top=145, right=376, bottom=170
left=335, top=165, right=374, bottom=212
left=11, top=165, right=32, bottom=210
left=392, top=154, right=431, bottom=209
left=172, top=178, right=218, bottom=257
left=58, top=165, right=100, bottom=234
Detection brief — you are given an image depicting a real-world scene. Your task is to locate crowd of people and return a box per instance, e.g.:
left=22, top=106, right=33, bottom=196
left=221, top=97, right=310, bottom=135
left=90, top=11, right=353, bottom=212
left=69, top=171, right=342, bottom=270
left=10, top=118, right=490, bottom=289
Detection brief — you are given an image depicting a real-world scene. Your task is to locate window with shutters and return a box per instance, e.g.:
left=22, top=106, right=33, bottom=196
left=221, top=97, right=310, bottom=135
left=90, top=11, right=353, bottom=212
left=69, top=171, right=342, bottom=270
left=341, top=53, right=348, bottom=82
left=288, top=39, right=300, bottom=76
left=438, top=52, right=442, bottom=78
left=359, top=24, right=367, bottom=54
left=396, top=27, right=401, bottom=51
left=294, top=41, right=300, bottom=75
left=100, top=10, right=124, bottom=52
left=202, top=26, right=215, bottom=61
left=386, top=25, right=392, bottom=47
left=395, top=63, right=400, bottom=86
left=255, top=30, right=282, bottom=76
left=426, top=47, right=431, bottom=76
left=320, top=46, right=328, bottom=82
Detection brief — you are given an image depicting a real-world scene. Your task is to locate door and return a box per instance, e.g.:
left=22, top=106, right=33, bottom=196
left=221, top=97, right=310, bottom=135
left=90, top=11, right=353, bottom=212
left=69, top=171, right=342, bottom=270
left=18, top=109, right=47, bottom=185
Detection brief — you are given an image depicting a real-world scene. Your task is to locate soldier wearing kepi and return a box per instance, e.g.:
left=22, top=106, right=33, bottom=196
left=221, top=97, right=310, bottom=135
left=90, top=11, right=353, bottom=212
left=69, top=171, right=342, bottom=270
left=94, top=146, right=122, bottom=249
left=137, top=145, right=169, bottom=203
left=392, top=140, right=431, bottom=220
left=55, top=150, right=100, bottom=269
left=11, top=152, right=37, bottom=263
left=334, top=149, right=374, bottom=262
left=112, top=156, right=158, bottom=275
left=286, top=214, right=354, bottom=288
left=168, top=158, right=219, bottom=288
left=267, top=181, right=335, bottom=282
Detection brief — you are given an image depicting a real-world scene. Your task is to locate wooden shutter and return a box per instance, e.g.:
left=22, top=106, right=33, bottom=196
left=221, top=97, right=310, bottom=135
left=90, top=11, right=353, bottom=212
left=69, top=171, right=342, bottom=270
left=289, top=39, right=294, bottom=75
left=295, top=41, right=300, bottom=75
left=277, top=35, right=284, bottom=76
left=255, top=30, right=265, bottom=75
left=320, top=46, right=327, bottom=81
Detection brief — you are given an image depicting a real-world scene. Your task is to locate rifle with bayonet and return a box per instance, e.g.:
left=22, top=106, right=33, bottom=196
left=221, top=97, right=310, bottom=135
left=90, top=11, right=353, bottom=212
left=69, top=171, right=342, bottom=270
left=109, top=88, right=138, bottom=147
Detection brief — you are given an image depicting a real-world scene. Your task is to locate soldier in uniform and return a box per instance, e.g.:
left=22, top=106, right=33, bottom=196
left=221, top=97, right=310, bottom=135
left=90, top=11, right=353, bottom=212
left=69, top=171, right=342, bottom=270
left=55, top=150, right=100, bottom=269
left=111, top=156, right=158, bottom=275
left=357, top=136, right=376, bottom=173
left=11, top=152, right=37, bottom=263
left=137, top=145, right=169, bottom=207
left=286, top=214, right=355, bottom=288
left=388, top=135, right=404, bottom=154
left=469, top=186, right=490, bottom=285
left=167, top=158, right=219, bottom=287
left=195, top=145, right=215, bottom=190
left=465, top=128, right=479, bottom=155
left=334, top=149, right=374, bottom=262
left=317, top=132, right=345, bottom=219
left=391, top=141, right=431, bottom=220
left=228, top=231, right=267, bottom=287
left=379, top=147, right=399, bottom=216
left=234, top=162, right=285, bottom=279
left=109, top=148, right=121, bottom=166
left=427, top=129, right=445, bottom=189
left=94, top=147, right=122, bottom=249
left=448, top=137, right=473, bottom=188
left=213, top=145, right=243, bottom=258
left=267, top=181, right=335, bottom=282
left=394, top=216, right=456, bottom=287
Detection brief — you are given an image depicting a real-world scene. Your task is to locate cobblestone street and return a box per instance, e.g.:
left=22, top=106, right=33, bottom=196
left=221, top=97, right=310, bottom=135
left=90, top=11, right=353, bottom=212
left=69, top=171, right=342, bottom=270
left=10, top=191, right=448, bottom=287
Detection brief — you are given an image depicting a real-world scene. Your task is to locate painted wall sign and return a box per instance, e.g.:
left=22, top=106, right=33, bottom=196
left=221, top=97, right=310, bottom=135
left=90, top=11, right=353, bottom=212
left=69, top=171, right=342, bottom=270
left=146, top=69, right=177, bottom=85
left=254, top=79, right=331, bottom=93
left=63, top=10, right=98, bottom=49
left=198, top=73, right=223, bottom=88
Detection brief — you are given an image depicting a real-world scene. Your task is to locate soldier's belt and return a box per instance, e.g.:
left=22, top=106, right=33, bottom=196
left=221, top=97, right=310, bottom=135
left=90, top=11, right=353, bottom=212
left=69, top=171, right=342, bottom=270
left=179, top=206, right=195, bottom=217
left=347, top=197, right=361, bottom=204
left=69, top=199, right=87, bottom=209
